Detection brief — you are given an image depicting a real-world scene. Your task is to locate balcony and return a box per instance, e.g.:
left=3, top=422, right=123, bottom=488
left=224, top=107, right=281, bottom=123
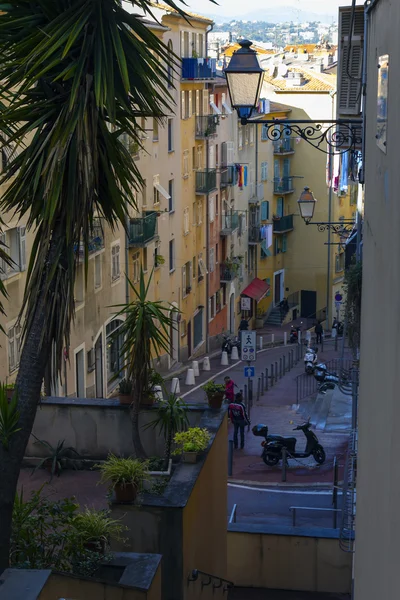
left=220, top=211, right=239, bottom=236
left=248, top=224, right=262, bottom=244
left=249, top=182, right=264, bottom=204
left=74, top=218, right=104, bottom=258
left=273, top=139, right=295, bottom=155
left=274, top=177, right=294, bottom=194
left=129, top=211, right=158, bottom=247
left=220, top=166, right=234, bottom=188
left=273, top=214, right=294, bottom=233
left=195, top=169, right=217, bottom=194
left=220, top=263, right=238, bottom=283
left=195, top=115, right=219, bottom=138
left=181, top=57, right=217, bottom=80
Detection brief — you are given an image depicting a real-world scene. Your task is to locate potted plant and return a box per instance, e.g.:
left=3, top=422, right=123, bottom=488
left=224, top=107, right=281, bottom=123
left=97, top=454, right=149, bottom=503
left=5, top=383, right=16, bottom=402
left=173, top=427, right=211, bottom=463
left=73, top=508, right=126, bottom=554
left=201, top=381, right=226, bottom=409
left=118, top=378, right=132, bottom=405
left=32, top=438, right=79, bottom=481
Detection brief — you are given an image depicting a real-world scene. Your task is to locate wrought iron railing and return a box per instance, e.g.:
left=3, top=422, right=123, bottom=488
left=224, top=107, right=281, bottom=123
left=220, top=165, right=234, bottom=187
left=129, top=211, right=158, bottom=246
left=220, top=211, right=239, bottom=234
left=274, top=177, right=294, bottom=193
left=182, top=57, right=217, bottom=79
left=274, top=138, right=295, bottom=154
left=220, top=263, right=238, bottom=282
left=195, top=115, right=218, bottom=138
left=273, top=214, right=294, bottom=232
left=195, top=169, right=217, bottom=194
left=296, top=358, right=354, bottom=403
left=74, top=218, right=104, bottom=257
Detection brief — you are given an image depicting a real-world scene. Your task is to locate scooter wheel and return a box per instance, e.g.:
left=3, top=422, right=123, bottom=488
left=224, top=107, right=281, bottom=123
left=262, top=451, right=280, bottom=466
left=313, top=445, right=326, bottom=465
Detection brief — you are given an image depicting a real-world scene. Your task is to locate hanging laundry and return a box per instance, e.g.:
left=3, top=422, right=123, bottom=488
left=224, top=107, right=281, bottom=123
left=238, top=165, right=244, bottom=188
left=266, top=224, right=273, bottom=249
left=333, top=152, right=340, bottom=193
left=243, top=166, right=248, bottom=187
left=340, top=152, right=349, bottom=192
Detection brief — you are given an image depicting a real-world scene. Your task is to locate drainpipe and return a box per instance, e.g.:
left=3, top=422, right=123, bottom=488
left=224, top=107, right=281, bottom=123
left=205, top=23, right=214, bottom=56
left=255, top=125, right=258, bottom=279
left=125, top=216, right=130, bottom=307
left=205, top=135, right=210, bottom=353
left=326, top=90, right=337, bottom=333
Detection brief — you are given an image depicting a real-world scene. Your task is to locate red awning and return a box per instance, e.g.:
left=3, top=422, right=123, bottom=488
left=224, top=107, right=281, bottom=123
left=241, top=278, right=270, bottom=302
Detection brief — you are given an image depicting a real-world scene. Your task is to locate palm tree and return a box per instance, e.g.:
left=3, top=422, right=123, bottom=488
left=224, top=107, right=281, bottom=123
left=114, top=268, right=178, bottom=458
left=0, top=0, right=184, bottom=570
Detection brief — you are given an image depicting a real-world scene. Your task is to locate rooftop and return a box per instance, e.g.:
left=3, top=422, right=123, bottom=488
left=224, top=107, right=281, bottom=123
left=149, top=1, right=213, bottom=24
left=264, top=67, right=336, bottom=93
left=222, top=42, right=276, bottom=57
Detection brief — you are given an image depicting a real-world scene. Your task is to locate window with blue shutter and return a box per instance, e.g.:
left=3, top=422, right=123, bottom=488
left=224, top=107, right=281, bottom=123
left=282, top=234, right=287, bottom=253
left=261, top=124, right=268, bottom=141
left=261, top=161, right=268, bottom=181
left=261, top=201, right=269, bottom=221
left=277, top=197, right=284, bottom=218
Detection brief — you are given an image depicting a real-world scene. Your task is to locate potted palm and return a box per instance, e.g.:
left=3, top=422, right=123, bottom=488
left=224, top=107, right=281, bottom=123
left=173, top=427, right=211, bottom=463
left=73, top=508, right=126, bottom=554
left=143, top=393, right=189, bottom=470
left=97, top=454, right=149, bottom=503
left=118, top=378, right=132, bottom=405
left=32, top=438, right=79, bottom=481
left=201, top=381, right=225, bottom=410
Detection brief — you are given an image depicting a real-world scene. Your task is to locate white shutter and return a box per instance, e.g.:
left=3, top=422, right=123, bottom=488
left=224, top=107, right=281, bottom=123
left=181, top=91, right=185, bottom=120
left=194, top=33, right=199, bottom=55
left=197, top=200, right=203, bottom=225
left=227, top=141, right=234, bottom=165
left=221, top=142, right=227, bottom=166
left=209, top=196, right=215, bottom=223
left=18, top=226, right=26, bottom=271
left=209, top=144, right=215, bottom=169
left=182, top=266, right=187, bottom=298
left=203, top=89, right=209, bottom=115
left=188, top=91, right=192, bottom=118
left=183, top=207, right=189, bottom=234
left=208, top=298, right=212, bottom=322
left=197, top=146, right=203, bottom=170
left=189, top=259, right=193, bottom=282
left=180, top=31, right=185, bottom=58
left=196, top=90, right=200, bottom=117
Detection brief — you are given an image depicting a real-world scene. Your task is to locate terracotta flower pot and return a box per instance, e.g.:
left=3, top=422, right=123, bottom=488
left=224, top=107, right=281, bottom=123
left=114, top=482, right=137, bottom=503
left=119, top=394, right=132, bottom=405
left=6, top=389, right=15, bottom=402
left=183, top=451, right=198, bottom=464
left=207, top=392, right=224, bottom=410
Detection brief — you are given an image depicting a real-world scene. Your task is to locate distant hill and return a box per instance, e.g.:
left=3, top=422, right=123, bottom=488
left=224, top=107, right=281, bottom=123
left=205, top=7, right=335, bottom=25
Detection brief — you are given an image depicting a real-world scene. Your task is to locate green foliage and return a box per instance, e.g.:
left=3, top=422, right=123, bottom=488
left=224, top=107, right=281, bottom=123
left=118, top=378, right=133, bottom=395
left=173, top=427, right=211, bottom=455
left=343, top=258, right=362, bottom=353
left=72, top=508, right=127, bottom=552
left=201, top=381, right=225, bottom=396
left=148, top=369, right=165, bottom=389
left=32, top=438, right=79, bottom=480
left=144, top=394, right=188, bottom=466
left=96, top=454, right=149, bottom=490
left=11, top=487, right=111, bottom=576
left=0, top=384, right=21, bottom=450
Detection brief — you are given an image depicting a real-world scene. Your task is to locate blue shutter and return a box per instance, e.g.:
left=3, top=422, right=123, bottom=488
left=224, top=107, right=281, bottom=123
left=277, top=197, right=284, bottom=218
left=261, top=201, right=269, bottom=221
left=283, top=158, right=290, bottom=178
left=282, top=234, right=287, bottom=253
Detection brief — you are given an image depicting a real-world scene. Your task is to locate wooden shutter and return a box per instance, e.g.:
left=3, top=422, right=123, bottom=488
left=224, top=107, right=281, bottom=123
left=203, top=89, right=209, bottom=115
left=261, top=201, right=269, bottom=221
left=337, top=7, right=364, bottom=116
left=188, top=90, right=192, bottom=118
left=180, top=31, right=185, bottom=58
left=209, top=144, right=215, bottom=169
left=209, top=196, right=215, bottom=223
left=182, top=266, right=187, bottom=298
left=18, top=226, right=26, bottom=271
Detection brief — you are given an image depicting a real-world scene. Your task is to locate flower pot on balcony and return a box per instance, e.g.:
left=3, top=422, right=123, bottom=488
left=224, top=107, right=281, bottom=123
left=207, top=392, right=224, bottom=410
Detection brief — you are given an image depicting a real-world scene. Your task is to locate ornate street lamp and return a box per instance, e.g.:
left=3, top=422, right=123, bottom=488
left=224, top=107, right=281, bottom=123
left=224, top=40, right=264, bottom=122
left=297, top=187, right=317, bottom=223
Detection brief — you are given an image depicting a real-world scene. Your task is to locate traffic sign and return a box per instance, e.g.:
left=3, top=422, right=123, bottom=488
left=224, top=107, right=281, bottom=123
left=244, top=366, right=255, bottom=378
left=241, top=330, right=256, bottom=361
left=241, top=297, right=251, bottom=311
left=335, top=293, right=343, bottom=302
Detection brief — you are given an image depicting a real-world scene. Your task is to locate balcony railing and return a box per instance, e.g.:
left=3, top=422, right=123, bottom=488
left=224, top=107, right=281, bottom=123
left=74, top=218, right=104, bottom=257
left=248, top=224, right=262, bottom=244
left=182, top=57, right=217, bottom=80
left=273, top=139, right=295, bottom=154
left=129, top=211, right=158, bottom=247
left=195, top=115, right=219, bottom=138
left=273, top=214, right=294, bottom=233
left=274, top=177, right=294, bottom=194
left=195, top=169, right=217, bottom=194
left=220, top=166, right=234, bottom=188
left=220, top=211, right=239, bottom=236
left=220, top=263, right=237, bottom=283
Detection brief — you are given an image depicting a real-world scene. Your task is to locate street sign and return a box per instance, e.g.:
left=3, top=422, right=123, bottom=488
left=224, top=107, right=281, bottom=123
left=244, top=366, right=255, bottom=378
left=240, top=330, right=256, bottom=361
left=335, top=301, right=342, bottom=312
left=335, top=293, right=343, bottom=302
left=241, top=297, right=251, bottom=311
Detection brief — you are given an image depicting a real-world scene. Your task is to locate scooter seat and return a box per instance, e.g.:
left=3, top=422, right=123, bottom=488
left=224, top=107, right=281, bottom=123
left=268, top=435, right=297, bottom=447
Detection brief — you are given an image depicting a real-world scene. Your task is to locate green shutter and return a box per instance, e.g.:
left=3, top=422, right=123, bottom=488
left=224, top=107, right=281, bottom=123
left=282, top=233, right=287, bottom=253
left=261, top=201, right=269, bottom=220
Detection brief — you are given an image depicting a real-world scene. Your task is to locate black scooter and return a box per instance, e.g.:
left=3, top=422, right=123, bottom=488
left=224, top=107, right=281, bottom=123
left=257, top=419, right=326, bottom=466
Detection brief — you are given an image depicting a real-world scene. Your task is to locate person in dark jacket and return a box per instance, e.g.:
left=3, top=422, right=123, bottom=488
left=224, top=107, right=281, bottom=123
left=228, top=392, right=250, bottom=449
left=315, top=321, right=323, bottom=344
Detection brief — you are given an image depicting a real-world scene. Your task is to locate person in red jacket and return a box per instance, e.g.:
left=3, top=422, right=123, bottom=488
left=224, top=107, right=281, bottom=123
left=224, top=376, right=237, bottom=403
left=228, top=393, right=250, bottom=449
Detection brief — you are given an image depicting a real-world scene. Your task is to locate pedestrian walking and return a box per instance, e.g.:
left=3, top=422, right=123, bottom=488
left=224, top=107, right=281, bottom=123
left=224, top=375, right=237, bottom=403
left=315, top=320, right=323, bottom=344
left=228, top=393, right=250, bottom=449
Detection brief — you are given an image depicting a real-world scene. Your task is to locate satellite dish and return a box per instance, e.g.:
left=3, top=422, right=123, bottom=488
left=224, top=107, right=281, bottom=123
left=278, top=64, right=288, bottom=77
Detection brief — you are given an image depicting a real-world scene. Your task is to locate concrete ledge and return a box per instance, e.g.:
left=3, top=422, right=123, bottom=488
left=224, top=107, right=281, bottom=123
left=228, top=523, right=344, bottom=540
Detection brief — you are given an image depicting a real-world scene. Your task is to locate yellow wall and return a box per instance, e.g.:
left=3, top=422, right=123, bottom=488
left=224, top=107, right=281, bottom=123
left=227, top=531, right=352, bottom=594
left=183, top=414, right=228, bottom=600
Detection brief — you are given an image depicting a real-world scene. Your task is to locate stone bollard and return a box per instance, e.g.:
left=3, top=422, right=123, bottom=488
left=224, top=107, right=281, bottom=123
left=153, top=385, right=164, bottom=402
left=203, top=357, right=211, bottom=371
left=185, top=369, right=196, bottom=386
left=192, top=361, right=200, bottom=377
left=231, top=346, right=239, bottom=360
left=221, top=351, right=229, bottom=366
left=259, top=336, right=263, bottom=351
left=284, top=331, right=287, bottom=346
left=271, top=333, right=275, bottom=347
left=171, top=378, right=180, bottom=395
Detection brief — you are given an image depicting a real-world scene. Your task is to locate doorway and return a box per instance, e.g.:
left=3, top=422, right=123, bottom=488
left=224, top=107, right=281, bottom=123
left=300, top=290, right=317, bottom=319
left=229, top=293, right=235, bottom=333
left=187, top=320, right=192, bottom=359
left=75, top=349, right=85, bottom=398
left=274, top=270, right=285, bottom=306
left=95, top=334, right=103, bottom=398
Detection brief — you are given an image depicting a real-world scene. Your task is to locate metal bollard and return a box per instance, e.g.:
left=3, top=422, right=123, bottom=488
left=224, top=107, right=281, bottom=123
left=282, top=447, right=287, bottom=482
left=279, top=357, right=283, bottom=378
left=275, top=361, right=278, bottom=382
left=261, top=372, right=264, bottom=396
left=265, top=368, right=269, bottom=391
left=271, top=333, right=275, bottom=347
left=259, top=336, right=263, bottom=351
left=283, top=355, right=286, bottom=374
left=270, top=364, right=274, bottom=387
left=284, top=331, right=287, bottom=346
left=257, top=377, right=261, bottom=401
left=228, top=440, right=234, bottom=476
left=244, top=384, right=248, bottom=404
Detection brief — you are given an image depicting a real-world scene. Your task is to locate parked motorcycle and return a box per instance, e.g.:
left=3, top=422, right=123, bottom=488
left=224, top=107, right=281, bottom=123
left=289, top=326, right=301, bottom=344
left=221, top=333, right=241, bottom=355
left=304, top=347, right=318, bottom=374
left=313, top=363, right=342, bottom=393
left=258, top=419, right=326, bottom=467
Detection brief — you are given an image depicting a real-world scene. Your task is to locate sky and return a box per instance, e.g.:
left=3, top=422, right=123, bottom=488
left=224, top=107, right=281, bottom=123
left=184, top=0, right=364, bottom=19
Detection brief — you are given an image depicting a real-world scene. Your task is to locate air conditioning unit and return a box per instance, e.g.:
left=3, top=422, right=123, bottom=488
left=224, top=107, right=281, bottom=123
left=337, top=5, right=365, bottom=149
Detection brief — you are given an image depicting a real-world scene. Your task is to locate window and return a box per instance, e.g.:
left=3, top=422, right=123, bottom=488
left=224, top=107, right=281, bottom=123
left=261, top=161, right=268, bottom=181
left=192, top=201, right=197, bottom=226
left=169, top=239, right=175, bottom=272
left=8, top=322, right=21, bottom=373
left=75, top=348, right=85, bottom=398
left=154, top=241, right=162, bottom=268
left=142, top=179, right=147, bottom=207
left=152, top=118, right=159, bottom=141
left=168, top=118, right=174, bottom=152
left=216, top=289, right=221, bottom=313
left=181, top=90, right=190, bottom=119
left=282, top=234, right=287, bottom=253
left=74, top=265, right=84, bottom=304
left=183, top=207, right=190, bottom=235
left=209, top=247, right=215, bottom=273
left=192, top=256, right=196, bottom=279
left=167, top=40, right=173, bottom=88
left=250, top=126, right=255, bottom=145
left=261, top=124, right=268, bottom=141
left=133, top=252, right=140, bottom=282
left=106, top=319, right=124, bottom=393
left=143, top=247, right=148, bottom=271
left=209, top=196, right=215, bottom=223
left=216, top=242, right=219, bottom=263
left=216, top=144, right=219, bottom=167
left=168, top=179, right=174, bottom=212
left=0, top=227, right=26, bottom=279
left=192, top=146, right=196, bottom=171
left=198, top=255, right=207, bottom=281
left=197, top=200, right=203, bottom=225
left=210, top=94, right=221, bottom=115
left=94, top=254, right=102, bottom=289
left=197, top=146, right=203, bottom=170
left=153, top=185, right=160, bottom=206
left=192, top=90, right=197, bottom=116
left=183, top=150, right=189, bottom=178
left=182, top=261, right=192, bottom=298
left=221, top=92, right=232, bottom=114
left=111, top=243, right=121, bottom=281
left=261, top=201, right=269, bottom=221
left=198, top=33, right=204, bottom=57
left=215, top=194, right=219, bottom=216
left=245, top=126, right=249, bottom=145
left=209, top=295, right=216, bottom=319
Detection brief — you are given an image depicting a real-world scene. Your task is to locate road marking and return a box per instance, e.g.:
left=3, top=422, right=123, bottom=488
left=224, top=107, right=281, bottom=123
left=228, top=483, right=341, bottom=496
left=181, top=345, right=287, bottom=398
